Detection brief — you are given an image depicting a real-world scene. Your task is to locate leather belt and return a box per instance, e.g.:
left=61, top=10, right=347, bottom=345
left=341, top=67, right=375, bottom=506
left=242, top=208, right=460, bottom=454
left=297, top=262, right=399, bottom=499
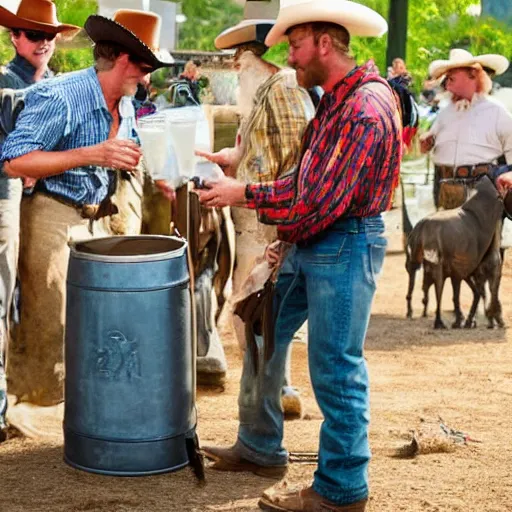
left=36, top=190, right=116, bottom=220
left=436, top=163, right=493, bottom=181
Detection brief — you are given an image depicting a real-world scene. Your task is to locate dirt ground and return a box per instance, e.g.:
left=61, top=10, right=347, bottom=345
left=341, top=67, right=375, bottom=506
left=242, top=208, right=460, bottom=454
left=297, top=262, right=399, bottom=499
left=1, top=250, right=511, bottom=512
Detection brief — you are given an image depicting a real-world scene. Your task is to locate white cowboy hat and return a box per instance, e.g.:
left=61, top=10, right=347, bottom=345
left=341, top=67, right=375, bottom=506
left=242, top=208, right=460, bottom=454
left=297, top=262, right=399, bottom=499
left=265, top=0, right=388, bottom=47
left=215, top=0, right=278, bottom=50
left=429, top=49, right=509, bottom=80
left=215, top=19, right=276, bottom=50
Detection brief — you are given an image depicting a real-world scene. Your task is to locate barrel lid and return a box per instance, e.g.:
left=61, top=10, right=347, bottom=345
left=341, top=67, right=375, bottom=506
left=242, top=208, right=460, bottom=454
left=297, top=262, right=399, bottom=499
left=69, top=235, right=187, bottom=263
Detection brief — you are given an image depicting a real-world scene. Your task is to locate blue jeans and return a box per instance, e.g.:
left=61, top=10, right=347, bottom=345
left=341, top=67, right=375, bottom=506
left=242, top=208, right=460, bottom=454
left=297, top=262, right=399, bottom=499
left=236, top=216, right=387, bottom=505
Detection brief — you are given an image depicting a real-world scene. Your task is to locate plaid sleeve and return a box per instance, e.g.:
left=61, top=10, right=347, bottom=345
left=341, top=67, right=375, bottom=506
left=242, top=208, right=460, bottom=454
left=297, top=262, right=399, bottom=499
left=265, top=83, right=313, bottom=180
left=246, top=174, right=295, bottom=211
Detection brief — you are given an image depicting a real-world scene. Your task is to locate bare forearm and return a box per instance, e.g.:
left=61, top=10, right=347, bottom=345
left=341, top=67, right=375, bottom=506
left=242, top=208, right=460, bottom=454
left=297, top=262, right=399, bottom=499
left=4, top=146, right=97, bottom=179
left=4, top=139, right=142, bottom=179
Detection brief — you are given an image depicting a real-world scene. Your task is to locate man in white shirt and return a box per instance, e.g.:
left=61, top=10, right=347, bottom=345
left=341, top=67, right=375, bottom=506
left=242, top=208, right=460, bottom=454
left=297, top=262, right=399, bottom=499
left=421, top=49, right=512, bottom=209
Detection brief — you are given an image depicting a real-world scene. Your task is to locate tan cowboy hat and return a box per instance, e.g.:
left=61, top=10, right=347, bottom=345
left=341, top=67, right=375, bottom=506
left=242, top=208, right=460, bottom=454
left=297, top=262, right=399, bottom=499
left=429, top=49, right=510, bottom=80
left=215, top=0, right=279, bottom=50
left=265, top=0, right=388, bottom=47
left=0, top=0, right=80, bottom=36
left=85, top=9, right=174, bottom=71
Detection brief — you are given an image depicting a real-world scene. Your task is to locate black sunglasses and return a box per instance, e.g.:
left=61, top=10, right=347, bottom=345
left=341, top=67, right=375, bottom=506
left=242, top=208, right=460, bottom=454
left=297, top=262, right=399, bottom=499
left=13, top=29, right=57, bottom=42
left=129, top=55, right=155, bottom=74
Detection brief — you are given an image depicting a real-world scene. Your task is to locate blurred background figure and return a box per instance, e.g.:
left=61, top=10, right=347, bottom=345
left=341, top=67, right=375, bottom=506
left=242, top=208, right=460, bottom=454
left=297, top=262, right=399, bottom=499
left=179, top=60, right=202, bottom=104
left=387, top=57, right=413, bottom=88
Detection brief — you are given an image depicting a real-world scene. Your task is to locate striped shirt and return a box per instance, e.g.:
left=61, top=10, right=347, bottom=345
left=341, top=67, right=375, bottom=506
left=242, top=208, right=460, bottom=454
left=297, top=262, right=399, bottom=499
left=2, top=67, right=137, bottom=206
left=245, top=63, right=403, bottom=244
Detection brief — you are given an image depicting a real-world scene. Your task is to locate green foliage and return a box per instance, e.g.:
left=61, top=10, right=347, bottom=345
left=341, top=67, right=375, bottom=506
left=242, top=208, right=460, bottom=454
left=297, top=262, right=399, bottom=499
left=0, top=0, right=509, bottom=88
left=49, top=0, right=97, bottom=73
left=49, top=47, right=94, bottom=74
left=406, top=2, right=512, bottom=94
left=0, top=30, right=14, bottom=66
left=178, top=0, right=243, bottom=51
left=54, top=0, right=98, bottom=28
left=150, top=67, right=170, bottom=89
left=253, top=0, right=512, bottom=96
left=264, top=42, right=289, bottom=67
left=349, top=0, right=512, bottom=93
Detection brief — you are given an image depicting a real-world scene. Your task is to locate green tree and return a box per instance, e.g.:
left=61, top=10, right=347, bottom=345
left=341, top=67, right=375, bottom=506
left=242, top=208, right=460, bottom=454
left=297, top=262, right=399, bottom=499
left=49, top=0, right=97, bottom=73
left=262, top=0, right=512, bottom=95
left=405, top=0, right=512, bottom=93
left=178, top=0, right=243, bottom=51
left=54, top=0, right=97, bottom=28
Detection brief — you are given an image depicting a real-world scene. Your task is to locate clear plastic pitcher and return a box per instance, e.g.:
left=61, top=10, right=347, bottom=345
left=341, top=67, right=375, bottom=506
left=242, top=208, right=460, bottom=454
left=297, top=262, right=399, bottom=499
left=137, top=114, right=175, bottom=181
left=163, top=108, right=202, bottom=178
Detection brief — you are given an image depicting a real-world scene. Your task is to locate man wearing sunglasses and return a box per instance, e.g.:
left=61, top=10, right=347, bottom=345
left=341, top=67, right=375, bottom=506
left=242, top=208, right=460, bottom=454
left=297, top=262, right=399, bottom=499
left=3, top=29, right=56, bottom=88
left=0, top=0, right=80, bottom=442
left=1, top=9, right=173, bottom=411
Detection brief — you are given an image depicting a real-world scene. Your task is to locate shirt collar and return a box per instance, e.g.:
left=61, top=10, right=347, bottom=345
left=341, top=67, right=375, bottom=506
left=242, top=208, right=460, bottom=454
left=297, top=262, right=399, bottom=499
left=86, top=67, right=110, bottom=112
left=8, top=53, right=52, bottom=85
left=254, top=68, right=289, bottom=99
left=319, top=61, right=383, bottom=110
left=453, top=93, right=486, bottom=112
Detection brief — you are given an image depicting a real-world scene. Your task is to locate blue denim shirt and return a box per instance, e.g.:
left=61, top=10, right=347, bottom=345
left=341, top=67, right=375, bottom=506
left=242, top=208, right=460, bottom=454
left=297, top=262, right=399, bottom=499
left=2, top=67, right=138, bottom=206
left=0, top=54, right=53, bottom=197
left=0, top=53, right=53, bottom=89
left=490, top=164, right=512, bottom=181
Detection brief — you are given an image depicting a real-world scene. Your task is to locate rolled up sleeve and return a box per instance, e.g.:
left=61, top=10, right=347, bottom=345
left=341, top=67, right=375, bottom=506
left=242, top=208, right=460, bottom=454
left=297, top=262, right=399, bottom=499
left=1, top=87, right=68, bottom=162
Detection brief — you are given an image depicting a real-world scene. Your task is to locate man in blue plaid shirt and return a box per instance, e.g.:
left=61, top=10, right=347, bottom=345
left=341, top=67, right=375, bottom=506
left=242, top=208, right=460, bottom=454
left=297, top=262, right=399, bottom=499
left=1, top=9, right=173, bottom=407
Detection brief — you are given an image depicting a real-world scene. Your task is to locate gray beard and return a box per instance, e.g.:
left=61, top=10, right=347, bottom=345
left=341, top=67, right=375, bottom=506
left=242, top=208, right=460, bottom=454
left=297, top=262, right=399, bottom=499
left=236, top=52, right=274, bottom=120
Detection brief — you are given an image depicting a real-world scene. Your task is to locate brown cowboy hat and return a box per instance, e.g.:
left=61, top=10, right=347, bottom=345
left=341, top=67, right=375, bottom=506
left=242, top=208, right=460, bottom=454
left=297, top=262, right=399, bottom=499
left=0, top=0, right=80, bottom=37
left=84, top=9, right=174, bottom=72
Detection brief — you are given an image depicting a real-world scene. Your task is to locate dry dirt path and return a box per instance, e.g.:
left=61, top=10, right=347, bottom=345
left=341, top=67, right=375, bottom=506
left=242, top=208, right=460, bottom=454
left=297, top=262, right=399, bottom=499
left=1, top=252, right=511, bottom=512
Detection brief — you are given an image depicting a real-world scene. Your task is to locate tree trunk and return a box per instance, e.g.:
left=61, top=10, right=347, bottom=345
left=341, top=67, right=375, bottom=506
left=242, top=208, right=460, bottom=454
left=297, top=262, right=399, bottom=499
left=386, top=0, right=409, bottom=69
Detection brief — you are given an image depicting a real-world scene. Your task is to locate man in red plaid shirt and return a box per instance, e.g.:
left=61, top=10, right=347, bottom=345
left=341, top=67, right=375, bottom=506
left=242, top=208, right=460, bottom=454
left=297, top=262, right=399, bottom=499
left=197, top=1, right=402, bottom=510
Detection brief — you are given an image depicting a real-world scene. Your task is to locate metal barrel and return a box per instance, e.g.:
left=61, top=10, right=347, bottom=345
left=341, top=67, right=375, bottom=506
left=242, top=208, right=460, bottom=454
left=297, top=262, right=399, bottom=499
left=64, top=235, right=195, bottom=476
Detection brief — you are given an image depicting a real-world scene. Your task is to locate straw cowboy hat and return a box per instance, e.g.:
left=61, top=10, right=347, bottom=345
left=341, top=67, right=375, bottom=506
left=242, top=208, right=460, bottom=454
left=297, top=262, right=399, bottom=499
left=215, top=0, right=278, bottom=50
left=265, top=0, right=388, bottom=47
left=85, top=9, right=174, bottom=71
left=0, top=0, right=80, bottom=36
left=429, top=49, right=510, bottom=80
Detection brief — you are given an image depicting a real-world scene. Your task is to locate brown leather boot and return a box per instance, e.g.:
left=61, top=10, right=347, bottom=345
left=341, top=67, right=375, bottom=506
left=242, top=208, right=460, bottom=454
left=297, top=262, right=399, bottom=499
left=258, top=484, right=367, bottom=511
left=202, top=444, right=288, bottom=479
